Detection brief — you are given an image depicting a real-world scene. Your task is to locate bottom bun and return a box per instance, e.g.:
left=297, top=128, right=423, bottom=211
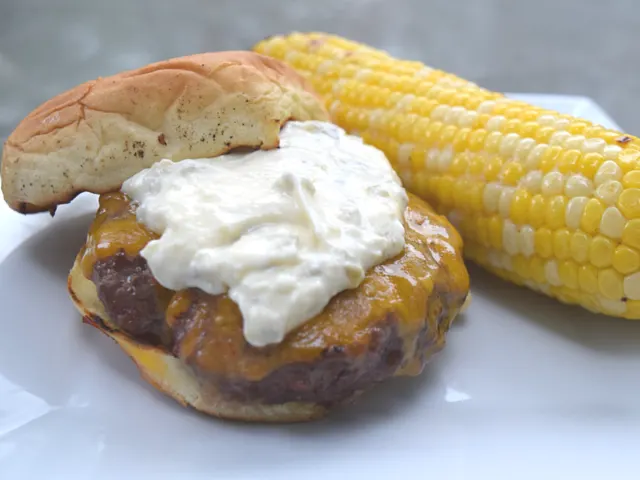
left=68, top=254, right=327, bottom=422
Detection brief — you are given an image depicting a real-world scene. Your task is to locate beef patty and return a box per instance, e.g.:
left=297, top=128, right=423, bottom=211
left=83, top=192, right=469, bottom=406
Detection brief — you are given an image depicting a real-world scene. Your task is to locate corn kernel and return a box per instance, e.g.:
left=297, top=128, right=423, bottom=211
left=503, top=220, right=519, bottom=255
left=541, top=172, right=565, bottom=196
left=565, top=196, right=588, bottom=230
left=486, top=115, right=506, bottom=131
left=567, top=122, right=589, bottom=135
left=565, top=174, right=593, bottom=197
left=564, top=135, right=586, bottom=151
left=558, top=260, right=579, bottom=289
left=468, top=155, right=485, bottom=175
left=546, top=196, right=567, bottom=229
left=514, top=138, right=536, bottom=161
left=452, top=128, right=471, bottom=152
left=484, top=156, right=503, bottom=181
left=557, top=149, right=581, bottom=174
left=484, top=131, right=503, bottom=153
left=530, top=256, right=546, bottom=284
left=536, top=126, right=555, bottom=144
left=488, top=216, right=503, bottom=249
left=529, top=194, right=547, bottom=228
left=525, top=144, right=548, bottom=170
left=511, top=254, right=530, bottom=279
left=589, top=236, right=614, bottom=268
left=622, top=219, right=640, bottom=249
left=578, top=264, right=599, bottom=293
left=619, top=150, right=640, bottom=172
left=579, top=153, right=604, bottom=178
left=582, top=138, right=606, bottom=154
left=570, top=231, right=590, bottom=263
left=499, top=133, right=521, bottom=158
left=613, top=245, right=640, bottom=275
left=598, top=297, right=627, bottom=315
left=521, top=170, right=543, bottom=193
left=535, top=228, right=553, bottom=258
left=519, top=122, right=538, bottom=140
left=536, top=114, right=556, bottom=126
left=580, top=199, right=605, bottom=234
left=545, top=260, right=562, bottom=286
left=539, top=146, right=562, bottom=172
left=518, top=225, right=535, bottom=257
left=553, top=229, right=571, bottom=260
left=618, top=189, right=640, bottom=219
left=498, top=187, right=515, bottom=218
left=594, top=160, right=622, bottom=186
left=600, top=206, right=626, bottom=239
left=501, top=162, right=524, bottom=185
left=599, top=269, right=624, bottom=300
left=550, top=131, right=571, bottom=146
left=603, top=144, right=623, bottom=160
left=468, top=129, right=488, bottom=151
left=624, top=272, right=640, bottom=300
left=623, top=171, right=640, bottom=189
left=595, top=180, right=623, bottom=206
left=510, top=189, right=531, bottom=225
left=626, top=300, right=640, bottom=317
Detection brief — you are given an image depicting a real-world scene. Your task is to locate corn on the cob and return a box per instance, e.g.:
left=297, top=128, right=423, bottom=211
left=255, top=32, right=640, bottom=318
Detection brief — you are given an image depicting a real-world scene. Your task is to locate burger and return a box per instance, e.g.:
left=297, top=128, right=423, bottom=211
left=1, top=51, right=469, bottom=422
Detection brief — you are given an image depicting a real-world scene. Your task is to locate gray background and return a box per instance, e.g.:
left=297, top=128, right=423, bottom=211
left=1, top=0, right=639, bottom=144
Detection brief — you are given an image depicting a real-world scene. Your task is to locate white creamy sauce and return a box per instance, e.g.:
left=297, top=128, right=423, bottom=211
left=122, top=121, right=408, bottom=347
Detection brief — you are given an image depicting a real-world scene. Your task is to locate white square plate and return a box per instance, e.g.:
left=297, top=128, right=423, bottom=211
left=1, top=94, right=639, bottom=480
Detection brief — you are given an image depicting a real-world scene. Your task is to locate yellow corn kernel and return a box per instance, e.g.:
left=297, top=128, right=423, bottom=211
left=580, top=199, right=605, bottom=234
left=623, top=219, right=640, bottom=250
left=539, top=146, right=562, bottom=173
left=553, top=229, right=571, bottom=260
left=529, top=194, right=547, bottom=228
left=529, top=256, right=546, bottom=284
left=589, top=236, right=615, bottom=268
left=557, top=149, right=581, bottom=174
left=488, top=216, right=503, bottom=249
left=598, top=269, right=624, bottom=300
left=618, top=189, right=640, bottom=219
left=613, top=245, right=640, bottom=275
left=510, top=189, right=531, bottom=225
left=579, top=152, right=604, bottom=178
left=501, top=162, right=524, bottom=185
left=570, top=231, right=590, bottom=264
left=578, top=264, right=599, bottom=294
left=484, top=156, right=503, bottom=181
left=535, top=228, right=553, bottom=258
left=558, top=260, right=579, bottom=289
left=623, top=171, right=640, bottom=189
left=546, top=196, right=567, bottom=229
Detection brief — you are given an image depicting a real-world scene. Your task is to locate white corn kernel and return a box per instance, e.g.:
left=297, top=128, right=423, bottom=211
left=549, top=131, right=571, bottom=146
left=514, top=138, right=536, bottom=161
left=396, top=94, right=415, bottom=111
left=600, top=206, right=626, bottom=239
left=537, top=114, right=557, bottom=126
left=565, top=174, right=593, bottom=197
left=500, top=253, right=513, bottom=271
left=369, top=109, right=384, bottom=129
left=354, top=68, right=372, bottom=80
left=500, top=133, right=521, bottom=158
left=525, top=144, right=548, bottom=170
left=519, top=225, right=535, bottom=257
left=545, top=260, right=563, bottom=286
left=503, top=220, right=519, bottom=255
left=483, top=183, right=502, bottom=213
left=603, top=144, right=623, bottom=160
left=414, top=67, right=434, bottom=78
left=397, top=143, right=414, bottom=167
left=431, top=105, right=450, bottom=122
left=595, top=180, right=623, bottom=205
left=444, top=106, right=466, bottom=125
left=623, top=272, right=640, bottom=301
left=458, top=111, right=478, bottom=128
left=554, top=118, right=571, bottom=130
left=486, top=115, right=506, bottom=131
left=582, top=137, right=606, bottom=154
left=498, top=187, right=516, bottom=217
left=437, top=146, right=454, bottom=172
left=541, top=172, right=565, bottom=196
left=566, top=197, right=589, bottom=229
left=521, top=170, right=543, bottom=193
left=425, top=148, right=440, bottom=171
left=477, top=100, right=496, bottom=114
left=564, top=135, right=586, bottom=150
left=598, top=297, right=627, bottom=315
left=317, top=59, right=336, bottom=74
left=594, top=160, right=623, bottom=186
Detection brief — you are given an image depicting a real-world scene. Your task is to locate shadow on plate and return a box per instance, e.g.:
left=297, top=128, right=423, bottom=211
left=467, top=263, right=640, bottom=355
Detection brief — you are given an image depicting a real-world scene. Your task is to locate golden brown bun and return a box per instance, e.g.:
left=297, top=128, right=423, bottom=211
left=68, top=256, right=327, bottom=422
left=2, top=51, right=328, bottom=214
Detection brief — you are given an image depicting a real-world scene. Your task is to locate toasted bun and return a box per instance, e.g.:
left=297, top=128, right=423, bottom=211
left=2, top=51, right=328, bottom=214
left=67, top=253, right=327, bottom=422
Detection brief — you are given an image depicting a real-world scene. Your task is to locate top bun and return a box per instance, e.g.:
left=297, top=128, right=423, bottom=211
left=1, top=51, right=328, bottom=214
